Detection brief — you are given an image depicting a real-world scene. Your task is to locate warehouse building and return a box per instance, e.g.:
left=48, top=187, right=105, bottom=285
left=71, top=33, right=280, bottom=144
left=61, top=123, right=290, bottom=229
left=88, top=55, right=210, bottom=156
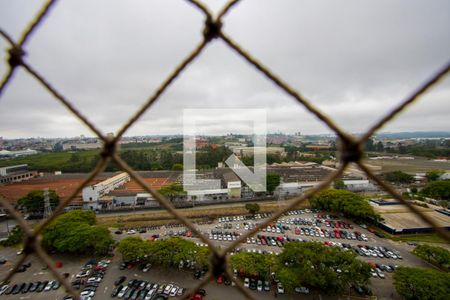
left=82, top=172, right=130, bottom=210
left=0, top=164, right=37, bottom=184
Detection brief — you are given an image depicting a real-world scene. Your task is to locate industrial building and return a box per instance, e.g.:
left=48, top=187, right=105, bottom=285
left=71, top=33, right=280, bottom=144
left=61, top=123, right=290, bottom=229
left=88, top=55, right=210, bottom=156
left=82, top=172, right=131, bottom=210
left=371, top=198, right=450, bottom=234
left=0, top=164, right=37, bottom=184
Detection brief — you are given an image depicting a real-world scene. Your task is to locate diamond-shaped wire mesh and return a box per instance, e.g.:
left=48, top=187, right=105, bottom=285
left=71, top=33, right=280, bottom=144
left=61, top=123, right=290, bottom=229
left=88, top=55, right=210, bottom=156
left=0, top=0, right=449, bottom=299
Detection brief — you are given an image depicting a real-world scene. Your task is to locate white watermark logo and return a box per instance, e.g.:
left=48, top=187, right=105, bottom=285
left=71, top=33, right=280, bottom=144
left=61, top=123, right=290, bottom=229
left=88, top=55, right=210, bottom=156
left=183, top=109, right=267, bottom=192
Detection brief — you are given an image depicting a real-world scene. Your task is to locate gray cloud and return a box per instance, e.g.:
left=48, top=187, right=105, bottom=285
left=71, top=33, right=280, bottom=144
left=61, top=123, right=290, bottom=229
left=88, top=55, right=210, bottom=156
left=0, top=0, right=449, bottom=138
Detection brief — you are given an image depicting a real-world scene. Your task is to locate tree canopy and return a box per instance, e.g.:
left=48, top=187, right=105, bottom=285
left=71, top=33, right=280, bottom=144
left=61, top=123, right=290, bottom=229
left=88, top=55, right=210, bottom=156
left=117, top=237, right=210, bottom=269
left=158, top=183, right=187, bottom=200
left=421, top=180, right=450, bottom=200
left=333, top=179, right=346, bottom=190
left=266, top=173, right=281, bottom=193
left=413, top=244, right=450, bottom=271
left=17, top=190, right=59, bottom=215
left=393, top=267, right=450, bottom=300
left=383, top=171, right=414, bottom=184
left=42, top=210, right=113, bottom=255
left=310, top=189, right=380, bottom=222
left=0, top=226, right=24, bottom=246
left=426, top=170, right=445, bottom=182
left=245, top=203, right=260, bottom=215
left=277, top=242, right=371, bottom=293
left=230, top=252, right=277, bottom=280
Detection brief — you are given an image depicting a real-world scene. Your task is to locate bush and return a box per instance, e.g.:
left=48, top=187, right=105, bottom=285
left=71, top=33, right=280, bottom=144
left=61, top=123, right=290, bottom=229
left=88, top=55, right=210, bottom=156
left=383, top=171, right=414, bottom=184
left=0, top=226, right=23, bottom=246
left=421, top=181, right=450, bottom=200
left=277, top=242, right=371, bottom=293
left=393, top=267, right=450, bottom=300
left=310, top=189, right=380, bottom=222
left=117, top=237, right=210, bottom=268
left=42, top=210, right=113, bottom=255
left=413, top=244, right=450, bottom=271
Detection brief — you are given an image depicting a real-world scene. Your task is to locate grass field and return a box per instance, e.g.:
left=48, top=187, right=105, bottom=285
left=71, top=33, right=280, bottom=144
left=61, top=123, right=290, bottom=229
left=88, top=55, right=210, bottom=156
left=389, top=233, right=449, bottom=244
left=0, top=150, right=99, bottom=170
left=365, top=157, right=450, bottom=174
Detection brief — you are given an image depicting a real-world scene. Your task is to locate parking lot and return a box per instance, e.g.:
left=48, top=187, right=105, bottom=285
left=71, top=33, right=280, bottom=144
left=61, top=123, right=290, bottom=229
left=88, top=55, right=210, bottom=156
left=0, top=208, right=435, bottom=300
left=110, top=209, right=433, bottom=299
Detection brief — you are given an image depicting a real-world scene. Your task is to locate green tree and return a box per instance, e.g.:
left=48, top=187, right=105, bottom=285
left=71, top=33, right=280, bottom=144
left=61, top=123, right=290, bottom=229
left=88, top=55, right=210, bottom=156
left=375, top=141, right=384, bottom=152
left=158, top=183, right=187, bottom=200
left=172, top=163, right=183, bottom=171
left=17, top=190, right=59, bottom=214
left=334, top=179, right=346, bottom=190
left=311, top=189, right=380, bottom=222
left=277, top=242, right=371, bottom=293
left=393, top=267, right=450, bottom=300
left=384, top=171, right=414, bottom=184
left=426, top=170, right=444, bottom=182
left=421, top=180, right=450, bottom=200
left=364, top=138, right=375, bottom=151
left=117, top=237, right=152, bottom=262
left=230, top=252, right=277, bottom=279
left=266, top=173, right=281, bottom=194
left=117, top=237, right=210, bottom=268
left=413, top=244, right=450, bottom=271
left=41, top=210, right=113, bottom=255
left=0, top=226, right=24, bottom=246
left=439, top=200, right=449, bottom=208
left=245, top=203, right=260, bottom=215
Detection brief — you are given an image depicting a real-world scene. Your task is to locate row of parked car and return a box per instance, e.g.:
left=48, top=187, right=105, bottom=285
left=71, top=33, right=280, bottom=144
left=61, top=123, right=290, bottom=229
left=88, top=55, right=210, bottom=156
left=209, top=230, right=240, bottom=241
left=217, top=213, right=273, bottom=223
left=352, top=245, right=403, bottom=260
left=111, top=278, right=187, bottom=300
left=0, top=280, right=60, bottom=296
left=295, top=226, right=368, bottom=241
left=68, top=259, right=110, bottom=300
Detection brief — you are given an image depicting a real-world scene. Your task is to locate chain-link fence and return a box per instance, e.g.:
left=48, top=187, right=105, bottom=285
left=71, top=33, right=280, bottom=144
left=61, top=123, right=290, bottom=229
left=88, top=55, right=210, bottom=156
left=0, top=0, right=449, bottom=299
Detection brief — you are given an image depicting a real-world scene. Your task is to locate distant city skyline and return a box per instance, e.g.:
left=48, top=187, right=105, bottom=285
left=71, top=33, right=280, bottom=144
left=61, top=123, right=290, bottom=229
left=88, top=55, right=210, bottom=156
left=1, top=0, right=450, bottom=138
left=1, top=130, right=450, bottom=141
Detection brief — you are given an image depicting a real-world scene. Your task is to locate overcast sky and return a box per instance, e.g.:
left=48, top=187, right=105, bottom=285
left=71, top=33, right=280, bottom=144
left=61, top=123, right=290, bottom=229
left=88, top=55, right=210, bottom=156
left=0, top=0, right=449, bottom=138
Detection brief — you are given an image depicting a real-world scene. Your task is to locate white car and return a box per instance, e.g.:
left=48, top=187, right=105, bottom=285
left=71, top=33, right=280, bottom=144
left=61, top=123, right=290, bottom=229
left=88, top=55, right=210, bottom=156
left=257, top=280, right=263, bottom=291
left=76, top=271, right=90, bottom=278
left=277, top=283, right=285, bottom=294
left=244, top=278, right=250, bottom=288
left=0, top=285, right=9, bottom=295
left=44, top=281, right=54, bottom=291
left=169, top=286, right=178, bottom=296
left=145, top=288, right=156, bottom=300
left=87, top=277, right=102, bottom=283
left=143, top=263, right=152, bottom=272
left=80, top=290, right=95, bottom=297
left=127, top=230, right=136, bottom=235
left=163, top=284, right=173, bottom=295
left=117, top=286, right=128, bottom=298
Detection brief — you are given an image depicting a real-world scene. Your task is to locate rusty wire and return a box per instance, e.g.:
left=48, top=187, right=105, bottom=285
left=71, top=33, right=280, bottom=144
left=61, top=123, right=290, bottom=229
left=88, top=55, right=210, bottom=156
left=0, top=0, right=449, bottom=299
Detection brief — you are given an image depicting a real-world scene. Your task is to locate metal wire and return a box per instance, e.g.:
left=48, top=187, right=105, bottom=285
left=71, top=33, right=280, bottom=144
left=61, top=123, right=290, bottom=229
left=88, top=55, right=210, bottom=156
left=0, top=0, right=449, bottom=299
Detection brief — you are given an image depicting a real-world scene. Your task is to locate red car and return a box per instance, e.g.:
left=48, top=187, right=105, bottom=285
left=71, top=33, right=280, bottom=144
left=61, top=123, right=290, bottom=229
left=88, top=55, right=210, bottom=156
left=216, top=274, right=223, bottom=284
left=295, top=228, right=300, bottom=235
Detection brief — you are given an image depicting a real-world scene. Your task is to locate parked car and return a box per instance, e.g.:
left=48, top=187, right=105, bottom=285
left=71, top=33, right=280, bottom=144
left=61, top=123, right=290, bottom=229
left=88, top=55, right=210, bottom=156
left=115, top=276, right=126, bottom=286
left=295, top=286, right=310, bottom=294
left=244, top=278, right=250, bottom=288
left=277, top=282, right=285, bottom=294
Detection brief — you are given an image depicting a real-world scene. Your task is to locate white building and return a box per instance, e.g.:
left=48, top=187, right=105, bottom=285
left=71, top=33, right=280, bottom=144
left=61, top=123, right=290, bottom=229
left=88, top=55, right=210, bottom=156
left=275, top=182, right=321, bottom=198
left=82, top=172, right=130, bottom=210
left=0, top=149, right=38, bottom=158
left=343, top=179, right=375, bottom=192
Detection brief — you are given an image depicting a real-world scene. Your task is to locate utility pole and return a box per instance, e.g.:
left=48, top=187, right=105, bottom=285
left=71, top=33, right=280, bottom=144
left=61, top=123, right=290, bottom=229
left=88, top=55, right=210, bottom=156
left=43, top=188, right=52, bottom=219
